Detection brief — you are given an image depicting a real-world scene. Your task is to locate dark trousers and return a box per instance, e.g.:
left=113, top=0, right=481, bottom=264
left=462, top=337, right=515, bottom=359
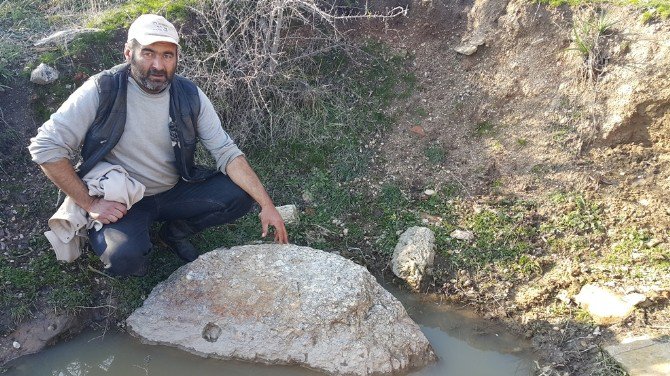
left=88, top=173, right=253, bottom=276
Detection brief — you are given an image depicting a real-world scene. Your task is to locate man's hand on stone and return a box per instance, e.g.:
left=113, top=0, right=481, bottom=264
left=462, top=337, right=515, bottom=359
left=260, top=206, right=288, bottom=244
left=88, top=198, right=128, bottom=224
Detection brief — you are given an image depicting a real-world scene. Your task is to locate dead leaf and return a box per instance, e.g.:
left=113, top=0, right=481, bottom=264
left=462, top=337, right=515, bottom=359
left=410, top=126, right=426, bottom=137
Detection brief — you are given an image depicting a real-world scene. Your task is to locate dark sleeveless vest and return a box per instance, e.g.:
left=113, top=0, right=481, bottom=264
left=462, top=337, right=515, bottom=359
left=76, top=63, right=216, bottom=182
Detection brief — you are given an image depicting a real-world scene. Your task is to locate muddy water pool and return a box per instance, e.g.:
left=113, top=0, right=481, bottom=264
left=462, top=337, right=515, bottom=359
left=4, top=287, right=533, bottom=376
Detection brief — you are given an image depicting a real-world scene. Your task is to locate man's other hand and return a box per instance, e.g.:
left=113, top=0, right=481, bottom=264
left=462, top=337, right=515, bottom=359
left=260, top=206, right=288, bottom=244
left=88, top=198, right=128, bottom=224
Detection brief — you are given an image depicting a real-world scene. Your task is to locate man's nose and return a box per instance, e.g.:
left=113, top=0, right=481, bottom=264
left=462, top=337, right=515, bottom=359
left=151, top=56, right=165, bottom=71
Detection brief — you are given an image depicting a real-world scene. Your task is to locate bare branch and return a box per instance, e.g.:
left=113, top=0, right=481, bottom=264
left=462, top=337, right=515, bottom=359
left=181, top=0, right=407, bottom=146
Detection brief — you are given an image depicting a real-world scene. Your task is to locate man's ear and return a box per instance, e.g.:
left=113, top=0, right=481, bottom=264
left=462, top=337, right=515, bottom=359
left=123, top=44, right=132, bottom=62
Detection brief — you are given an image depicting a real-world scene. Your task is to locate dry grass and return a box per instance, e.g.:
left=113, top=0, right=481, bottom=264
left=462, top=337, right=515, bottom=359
left=180, top=0, right=406, bottom=147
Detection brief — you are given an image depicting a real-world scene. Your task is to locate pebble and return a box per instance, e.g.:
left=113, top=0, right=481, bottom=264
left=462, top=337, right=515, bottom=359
left=450, top=229, right=475, bottom=241
left=12, top=341, right=20, bottom=349
left=646, top=238, right=662, bottom=248
left=630, top=252, right=646, bottom=261
left=424, top=189, right=436, bottom=196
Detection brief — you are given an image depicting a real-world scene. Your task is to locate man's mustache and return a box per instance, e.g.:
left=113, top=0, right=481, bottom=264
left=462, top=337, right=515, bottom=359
left=148, top=69, right=167, bottom=76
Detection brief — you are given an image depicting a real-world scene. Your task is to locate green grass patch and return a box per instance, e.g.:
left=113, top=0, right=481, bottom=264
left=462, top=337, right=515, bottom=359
left=607, top=228, right=670, bottom=270
left=94, top=0, right=196, bottom=30
left=635, top=1, right=670, bottom=22
left=547, top=193, right=604, bottom=235
left=32, top=77, right=77, bottom=122
left=360, top=42, right=417, bottom=104
left=424, top=145, right=446, bottom=164
left=0, top=39, right=21, bottom=89
left=0, top=0, right=49, bottom=30
left=474, top=120, right=496, bottom=137
left=0, top=251, right=95, bottom=325
left=540, top=193, right=605, bottom=255
left=430, top=198, right=540, bottom=271
left=465, top=201, right=537, bottom=263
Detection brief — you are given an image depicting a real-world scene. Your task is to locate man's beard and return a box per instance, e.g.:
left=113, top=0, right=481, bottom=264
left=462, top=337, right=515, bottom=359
left=129, top=55, right=174, bottom=93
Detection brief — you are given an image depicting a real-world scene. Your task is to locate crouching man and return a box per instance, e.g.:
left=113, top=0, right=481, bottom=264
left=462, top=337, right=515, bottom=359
left=29, top=14, right=287, bottom=276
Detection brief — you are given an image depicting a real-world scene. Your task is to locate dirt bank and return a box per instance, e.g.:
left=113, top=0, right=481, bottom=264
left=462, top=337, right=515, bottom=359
left=359, top=1, right=670, bottom=374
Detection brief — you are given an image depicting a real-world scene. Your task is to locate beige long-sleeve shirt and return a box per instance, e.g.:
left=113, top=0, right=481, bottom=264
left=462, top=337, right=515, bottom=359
left=29, top=76, right=243, bottom=195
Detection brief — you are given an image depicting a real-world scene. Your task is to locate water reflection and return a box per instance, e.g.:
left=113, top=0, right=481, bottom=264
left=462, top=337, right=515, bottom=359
left=5, top=290, right=533, bottom=376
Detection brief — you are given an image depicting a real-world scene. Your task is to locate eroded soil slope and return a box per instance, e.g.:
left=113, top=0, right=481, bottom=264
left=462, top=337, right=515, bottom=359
left=360, top=0, right=670, bottom=374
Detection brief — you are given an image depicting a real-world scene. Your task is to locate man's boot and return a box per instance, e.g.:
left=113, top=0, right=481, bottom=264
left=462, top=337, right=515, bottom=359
left=158, top=220, right=199, bottom=262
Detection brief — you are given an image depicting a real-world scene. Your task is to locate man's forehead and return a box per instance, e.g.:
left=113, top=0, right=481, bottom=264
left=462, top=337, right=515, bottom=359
left=137, top=41, right=178, bottom=52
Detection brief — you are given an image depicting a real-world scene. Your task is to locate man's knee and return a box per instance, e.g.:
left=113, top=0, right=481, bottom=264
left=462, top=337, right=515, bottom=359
left=104, top=246, right=150, bottom=276
left=90, top=228, right=151, bottom=277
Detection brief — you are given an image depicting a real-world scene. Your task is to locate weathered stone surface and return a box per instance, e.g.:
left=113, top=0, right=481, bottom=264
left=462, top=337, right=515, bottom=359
left=605, top=336, right=670, bottom=376
left=454, top=44, right=479, bottom=56
left=127, top=244, right=436, bottom=375
left=454, top=0, right=506, bottom=56
left=33, top=28, right=101, bottom=47
left=30, top=63, right=59, bottom=85
left=391, top=226, right=435, bottom=291
left=276, top=204, right=299, bottom=224
left=574, top=284, right=639, bottom=325
left=450, top=229, right=474, bottom=241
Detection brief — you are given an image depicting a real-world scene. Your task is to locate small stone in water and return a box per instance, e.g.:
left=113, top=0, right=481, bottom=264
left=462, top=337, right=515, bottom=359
left=13, top=341, right=20, bottom=349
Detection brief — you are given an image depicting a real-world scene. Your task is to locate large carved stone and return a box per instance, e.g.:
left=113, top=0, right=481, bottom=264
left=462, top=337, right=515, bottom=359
left=127, top=244, right=436, bottom=375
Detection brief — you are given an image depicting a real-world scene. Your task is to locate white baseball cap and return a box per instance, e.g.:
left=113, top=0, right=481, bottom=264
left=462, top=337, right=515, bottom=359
left=127, top=14, right=179, bottom=46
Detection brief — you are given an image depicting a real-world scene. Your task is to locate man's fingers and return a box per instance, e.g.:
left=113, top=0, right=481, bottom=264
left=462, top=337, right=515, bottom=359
left=117, top=203, right=128, bottom=215
left=261, top=222, right=269, bottom=238
left=273, top=223, right=289, bottom=244
left=113, top=207, right=126, bottom=219
left=275, top=232, right=288, bottom=244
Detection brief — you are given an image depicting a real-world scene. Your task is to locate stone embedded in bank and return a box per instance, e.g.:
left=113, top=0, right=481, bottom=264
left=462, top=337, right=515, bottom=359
left=392, top=226, right=435, bottom=291
left=126, top=244, right=436, bottom=376
left=275, top=204, right=299, bottom=224
left=574, top=284, right=645, bottom=326
left=30, top=63, right=59, bottom=85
